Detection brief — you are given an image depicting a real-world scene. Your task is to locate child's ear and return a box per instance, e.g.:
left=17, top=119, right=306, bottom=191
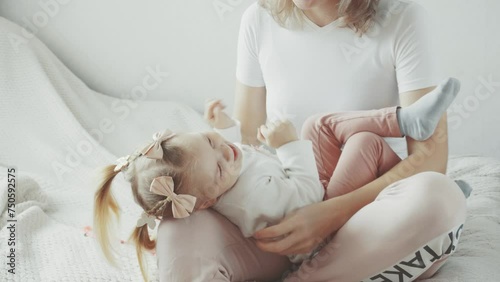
left=198, top=198, right=217, bottom=210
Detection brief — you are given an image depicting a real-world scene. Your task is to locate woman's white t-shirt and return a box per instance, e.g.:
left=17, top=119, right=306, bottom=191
left=236, top=0, right=438, bottom=158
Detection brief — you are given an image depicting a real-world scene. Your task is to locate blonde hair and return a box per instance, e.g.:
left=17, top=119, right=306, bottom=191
left=93, top=140, right=202, bottom=281
left=259, top=0, right=380, bottom=35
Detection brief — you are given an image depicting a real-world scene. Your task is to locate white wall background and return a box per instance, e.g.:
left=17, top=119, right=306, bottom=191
left=0, top=0, right=499, bottom=158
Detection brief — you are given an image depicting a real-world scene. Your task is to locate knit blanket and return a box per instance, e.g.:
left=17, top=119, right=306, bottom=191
left=0, top=16, right=208, bottom=281
left=425, top=155, right=500, bottom=281
left=1, top=16, right=499, bottom=282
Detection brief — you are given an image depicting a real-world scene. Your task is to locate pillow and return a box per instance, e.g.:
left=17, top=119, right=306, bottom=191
left=89, top=93, right=211, bottom=157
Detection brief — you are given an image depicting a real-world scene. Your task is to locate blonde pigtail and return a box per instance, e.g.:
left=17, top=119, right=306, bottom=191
left=130, top=201, right=175, bottom=282
left=93, top=131, right=193, bottom=281
left=93, top=164, right=121, bottom=266
left=130, top=224, right=156, bottom=281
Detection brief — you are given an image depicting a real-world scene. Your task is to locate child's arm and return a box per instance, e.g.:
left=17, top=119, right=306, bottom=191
left=272, top=139, right=324, bottom=204
left=204, top=99, right=242, bottom=143
left=252, top=121, right=324, bottom=225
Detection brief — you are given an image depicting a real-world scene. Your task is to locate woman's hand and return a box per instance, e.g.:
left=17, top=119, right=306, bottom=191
left=204, top=99, right=235, bottom=129
left=253, top=197, right=351, bottom=255
left=257, top=119, right=298, bottom=149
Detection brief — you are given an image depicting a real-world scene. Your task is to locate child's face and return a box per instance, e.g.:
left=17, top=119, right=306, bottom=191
left=172, top=131, right=243, bottom=205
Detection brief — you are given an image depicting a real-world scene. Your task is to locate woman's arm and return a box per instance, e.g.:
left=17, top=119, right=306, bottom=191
left=233, top=80, right=267, bottom=145
left=400, top=86, right=448, bottom=173
left=254, top=86, right=449, bottom=255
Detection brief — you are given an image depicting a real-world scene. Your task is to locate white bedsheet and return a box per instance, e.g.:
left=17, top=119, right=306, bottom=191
left=423, top=155, right=500, bottom=281
left=0, top=16, right=499, bottom=282
left=0, top=16, right=208, bottom=282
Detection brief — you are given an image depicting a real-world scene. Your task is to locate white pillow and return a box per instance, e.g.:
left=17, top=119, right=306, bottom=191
left=91, top=93, right=211, bottom=157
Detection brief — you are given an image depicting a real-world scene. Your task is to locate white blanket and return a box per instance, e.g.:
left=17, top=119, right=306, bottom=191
left=0, top=16, right=209, bottom=282
left=424, top=155, right=500, bottom=281
left=1, top=16, right=499, bottom=282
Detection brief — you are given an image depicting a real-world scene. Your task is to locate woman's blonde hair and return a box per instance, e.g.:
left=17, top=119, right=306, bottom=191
left=93, top=140, right=202, bottom=281
left=259, top=0, right=380, bottom=35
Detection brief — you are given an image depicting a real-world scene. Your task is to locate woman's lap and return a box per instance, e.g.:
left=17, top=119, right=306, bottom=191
left=156, top=173, right=466, bottom=282
left=284, top=171, right=467, bottom=282
left=156, top=208, right=290, bottom=282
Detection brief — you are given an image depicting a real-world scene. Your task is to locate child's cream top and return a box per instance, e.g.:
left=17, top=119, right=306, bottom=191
left=212, top=124, right=324, bottom=237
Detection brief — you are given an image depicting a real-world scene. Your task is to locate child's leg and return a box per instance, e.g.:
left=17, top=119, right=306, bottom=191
left=283, top=172, right=467, bottom=282
left=325, top=132, right=402, bottom=199
left=301, top=107, right=402, bottom=191
left=301, top=76, right=459, bottom=180
left=301, top=76, right=459, bottom=198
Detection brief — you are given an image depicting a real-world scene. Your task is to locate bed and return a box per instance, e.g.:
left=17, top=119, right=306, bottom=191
left=1, top=16, right=499, bottom=282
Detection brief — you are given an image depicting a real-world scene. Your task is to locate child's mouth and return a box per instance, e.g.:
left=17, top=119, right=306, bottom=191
left=228, top=143, right=238, bottom=161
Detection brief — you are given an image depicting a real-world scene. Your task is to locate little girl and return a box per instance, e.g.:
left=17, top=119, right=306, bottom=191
left=94, top=78, right=461, bottom=280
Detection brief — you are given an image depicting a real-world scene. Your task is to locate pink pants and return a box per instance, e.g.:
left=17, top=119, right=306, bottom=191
left=304, top=106, right=403, bottom=200
left=156, top=107, right=467, bottom=282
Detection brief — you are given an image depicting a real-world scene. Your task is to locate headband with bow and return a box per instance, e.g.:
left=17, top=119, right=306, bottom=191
left=141, top=130, right=176, bottom=159
left=136, top=176, right=197, bottom=228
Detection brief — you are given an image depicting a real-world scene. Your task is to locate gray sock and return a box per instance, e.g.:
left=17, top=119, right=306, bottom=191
left=397, top=77, right=460, bottom=140
left=455, top=179, right=473, bottom=198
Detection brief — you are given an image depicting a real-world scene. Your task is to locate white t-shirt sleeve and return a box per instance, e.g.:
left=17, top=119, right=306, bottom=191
left=393, top=2, right=438, bottom=93
left=236, top=4, right=265, bottom=87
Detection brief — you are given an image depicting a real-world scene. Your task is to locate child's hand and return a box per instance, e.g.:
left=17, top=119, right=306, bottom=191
left=204, top=99, right=235, bottom=129
left=257, top=120, right=298, bottom=149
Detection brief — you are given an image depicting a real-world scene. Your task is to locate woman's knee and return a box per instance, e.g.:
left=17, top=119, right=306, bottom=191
left=386, top=171, right=467, bottom=234
left=409, top=172, right=466, bottom=205
left=424, top=171, right=466, bottom=222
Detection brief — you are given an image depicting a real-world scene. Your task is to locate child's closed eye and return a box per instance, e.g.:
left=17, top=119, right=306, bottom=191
left=207, top=136, right=214, bottom=148
left=218, top=163, right=223, bottom=178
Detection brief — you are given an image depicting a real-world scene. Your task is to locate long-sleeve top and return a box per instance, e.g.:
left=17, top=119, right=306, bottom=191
left=212, top=123, right=324, bottom=238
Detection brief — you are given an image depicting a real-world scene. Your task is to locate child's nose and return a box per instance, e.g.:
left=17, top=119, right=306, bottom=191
left=222, top=143, right=231, bottom=162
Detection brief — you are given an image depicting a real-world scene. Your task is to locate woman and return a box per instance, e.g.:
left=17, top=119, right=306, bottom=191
left=156, top=0, right=467, bottom=281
